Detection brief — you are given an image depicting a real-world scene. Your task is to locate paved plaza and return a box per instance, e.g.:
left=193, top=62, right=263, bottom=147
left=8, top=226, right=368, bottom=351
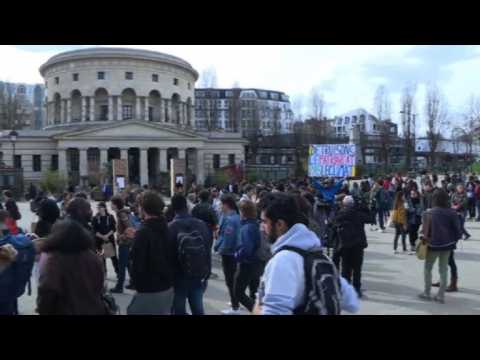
left=16, top=201, right=480, bottom=315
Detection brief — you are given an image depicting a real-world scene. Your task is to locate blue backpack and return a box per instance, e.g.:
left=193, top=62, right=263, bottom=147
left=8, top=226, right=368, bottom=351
left=0, top=234, right=36, bottom=302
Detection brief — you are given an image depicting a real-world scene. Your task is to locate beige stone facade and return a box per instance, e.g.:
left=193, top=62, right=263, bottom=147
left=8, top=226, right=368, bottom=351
left=0, top=48, right=246, bottom=188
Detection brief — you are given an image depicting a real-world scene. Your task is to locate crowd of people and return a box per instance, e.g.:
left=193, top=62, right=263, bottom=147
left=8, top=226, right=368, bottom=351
left=0, top=170, right=476, bottom=315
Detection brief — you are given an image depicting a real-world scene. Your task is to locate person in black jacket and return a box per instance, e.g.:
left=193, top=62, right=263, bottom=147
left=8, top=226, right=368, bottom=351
left=192, top=190, right=218, bottom=240
left=333, top=195, right=370, bottom=298
left=92, top=202, right=119, bottom=279
left=128, top=191, right=174, bottom=315
left=169, top=194, right=212, bottom=315
left=34, top=198, right=60, bottom=238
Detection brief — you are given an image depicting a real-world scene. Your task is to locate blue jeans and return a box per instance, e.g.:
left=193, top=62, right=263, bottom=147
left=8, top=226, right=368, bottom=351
left=116, top=244, right=130, bottom=289
left=173, top=277, right=206, bottom=315
left=377, top=208, right=385, bottom=230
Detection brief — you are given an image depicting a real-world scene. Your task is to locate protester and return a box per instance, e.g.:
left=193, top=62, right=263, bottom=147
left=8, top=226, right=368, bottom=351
left=406, top=189, right=423, bottom=254
left=4, top=190, right=21, bottom=235
left=0, top=210, right=36, bottom=315
left=253, top=193, right=359, bottom=315
left=465, top=176, right=476, bottom=220
left=34, top=198, right=60, bottom=238
left=391, top=191, right=408, bottom=254
left=451, top=184, right=471, bottom=240
left=214, top=194, right=241, bottom=315
left=128, top=191, right=174, bottom=315
left=422, top=183, right=434, bottom=210
left=37, top=220, right=106, bottom=315
left=110, top=209, right=135, bottom=293
left=211, top=187, right=222, bottom=218
left=192, top=190, right=219, bottom=243
left=240, top=184, right=255, bottom=202
left=92, top=202, right=119, bottom=280
left=418, top=189, right=462, bottom=304
left=332, top=195, right=369, bottom=298
left=230, top=200, right=262, bottom=313
left=169, top=194, right=212, bottom=315
left=370, top=179, right=387, bottom=233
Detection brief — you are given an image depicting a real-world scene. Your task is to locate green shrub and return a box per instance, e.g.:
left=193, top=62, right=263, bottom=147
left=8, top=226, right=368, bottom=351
left=40, top=170, right=67, bottom=195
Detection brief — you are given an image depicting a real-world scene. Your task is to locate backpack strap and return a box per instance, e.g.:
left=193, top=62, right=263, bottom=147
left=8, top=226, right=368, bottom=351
left=277, top=246, right=316, bottom=315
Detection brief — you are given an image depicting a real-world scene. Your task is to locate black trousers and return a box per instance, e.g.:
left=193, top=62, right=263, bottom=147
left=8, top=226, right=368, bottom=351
left=248, top=261, right=265, bottom=301
left=233, top=262, right=257, bottom=312
left=221, top=255, right=238, bottom=309
left=468, top=198, right=476, bottom=219
left=339, top=245, right=364, bottom=293
left=408, top=224, right=420, bottom=248
left=393, top=224, right=407, bottom=251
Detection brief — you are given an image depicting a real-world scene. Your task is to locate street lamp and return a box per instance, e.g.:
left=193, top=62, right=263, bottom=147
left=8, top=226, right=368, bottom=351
left=9, top=130, right=18, bottom=168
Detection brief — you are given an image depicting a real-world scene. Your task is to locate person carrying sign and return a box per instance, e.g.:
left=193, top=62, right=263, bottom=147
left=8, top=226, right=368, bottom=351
left=312, top=177, right=346, bottom=206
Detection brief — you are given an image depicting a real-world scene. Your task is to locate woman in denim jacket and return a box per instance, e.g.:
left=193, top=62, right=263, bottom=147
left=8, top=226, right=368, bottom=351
left=214, top=194, right=241, bottom=314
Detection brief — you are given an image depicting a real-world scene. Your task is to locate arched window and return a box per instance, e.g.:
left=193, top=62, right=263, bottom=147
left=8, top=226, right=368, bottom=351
left=94, top=88, right=109, bottom=121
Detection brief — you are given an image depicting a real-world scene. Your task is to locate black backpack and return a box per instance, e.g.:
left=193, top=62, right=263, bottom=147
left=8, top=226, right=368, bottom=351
left=278, top=246, right=342, bottom=315
left=177, top=229, right=210, bottom=279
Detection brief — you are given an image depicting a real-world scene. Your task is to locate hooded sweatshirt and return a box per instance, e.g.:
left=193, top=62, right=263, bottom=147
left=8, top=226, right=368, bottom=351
left=258, top=223, right=359, bottom=315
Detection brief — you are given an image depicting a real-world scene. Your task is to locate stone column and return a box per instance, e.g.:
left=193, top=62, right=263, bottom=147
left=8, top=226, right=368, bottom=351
left=140, top=148, right=149, bottom=186
left=58, top=149, right=67, bottom=177
left=136, top=97, right=141, bottom=121
left=81, top=97, right=87, bottom=122
left=117, top=96, right=122, bottom=121
left=45, top=102, right=49, bottom=126
left=89, top=97, right=95, bottom=121
left=182, top=103, right=186, bottom=125
left=100, top=148, right=108, bottom=170
left=159, top=148, right=168, bottom=172
left=159, top=98, right=164, bottom=122
left=196, top=149, right=205, bottom=186
left=66, top=99, right=71, bottom=123
left=79, top=148, right=88, bottom=177
left=108, top=96, right=114, bottom=121
left=165, top=99, right=171, bottom=123
left=144, top=97, right=149, bottom=121
left=60, top=100, right=65, bottom=123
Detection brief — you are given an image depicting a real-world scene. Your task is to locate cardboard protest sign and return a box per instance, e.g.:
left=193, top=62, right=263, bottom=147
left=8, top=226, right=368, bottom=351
left=308, top=144, right=356, bottom=177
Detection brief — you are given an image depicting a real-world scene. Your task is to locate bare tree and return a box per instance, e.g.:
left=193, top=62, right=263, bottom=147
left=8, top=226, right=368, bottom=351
left=309, top=87, right=325, bottom=120
left=424, top=84, right=450, bottom=168
left=373, top=85, right=393, bottom=171
left=460, top=94, right=480, bottom=156
left=400, top=83, right=417, bottom=170
left=291, top=95, right=304, bottom=122
left=199, top=67, right=218, bottom=88
left=374, top=85, right=392, bottom=122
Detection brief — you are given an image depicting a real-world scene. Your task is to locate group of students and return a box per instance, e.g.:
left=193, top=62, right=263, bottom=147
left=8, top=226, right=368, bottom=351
left=3, top=170, right=470, bottom=315
left=0, top=178, right=362, bottom=315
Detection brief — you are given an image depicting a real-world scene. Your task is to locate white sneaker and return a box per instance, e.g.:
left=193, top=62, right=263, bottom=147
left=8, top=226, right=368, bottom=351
left=377, top=229, right=385, bottom=233
left=221, top=308, right=242, bottom=315
left=394, top=250, right=400, bottom=254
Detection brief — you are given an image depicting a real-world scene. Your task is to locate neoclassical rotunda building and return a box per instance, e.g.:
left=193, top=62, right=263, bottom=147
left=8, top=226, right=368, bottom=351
left=0, top=47, right=246, bottom=188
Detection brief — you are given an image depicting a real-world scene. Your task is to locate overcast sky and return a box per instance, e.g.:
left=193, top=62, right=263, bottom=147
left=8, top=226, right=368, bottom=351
left=2, top=45, right=480, bottom=135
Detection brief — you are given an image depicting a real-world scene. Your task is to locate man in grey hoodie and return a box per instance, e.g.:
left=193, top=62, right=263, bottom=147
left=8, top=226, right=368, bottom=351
left=253, top=193, right=359, bottom=315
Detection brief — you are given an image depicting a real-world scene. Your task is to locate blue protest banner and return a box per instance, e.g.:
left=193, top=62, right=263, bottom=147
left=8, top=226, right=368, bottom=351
left=308, top=144, right=356, bottom=177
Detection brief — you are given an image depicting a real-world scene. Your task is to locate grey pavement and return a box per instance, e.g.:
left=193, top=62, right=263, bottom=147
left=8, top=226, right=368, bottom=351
left=15, top=201, right=480, bottom=315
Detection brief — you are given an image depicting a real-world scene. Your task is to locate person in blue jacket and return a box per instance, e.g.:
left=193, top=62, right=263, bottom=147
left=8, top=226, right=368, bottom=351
left=233, top=199, right=261, bottom=313
left=214, top=194, right=241, bottom=315
left=312, top=177, right=346, bottom=205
